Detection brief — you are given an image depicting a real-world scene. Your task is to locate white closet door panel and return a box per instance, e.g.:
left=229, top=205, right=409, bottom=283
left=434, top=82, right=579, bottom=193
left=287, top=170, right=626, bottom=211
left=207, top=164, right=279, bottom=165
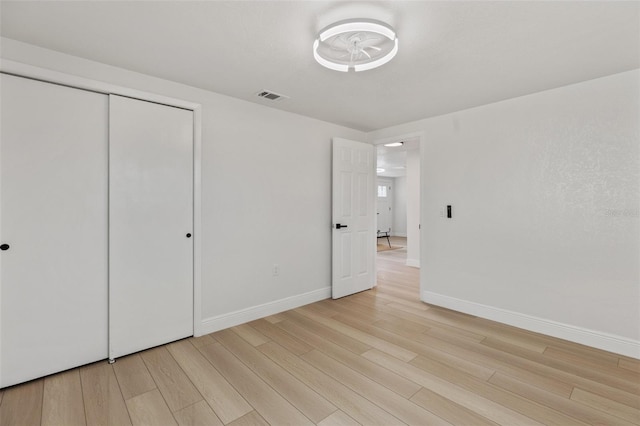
left=109, top=95, right=193, bottom=359
left=0, top=74, right=108, bottom=387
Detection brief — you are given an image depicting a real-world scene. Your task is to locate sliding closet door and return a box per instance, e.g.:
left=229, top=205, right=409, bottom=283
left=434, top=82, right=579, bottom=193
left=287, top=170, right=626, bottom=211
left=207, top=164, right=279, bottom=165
left=109, top=95, right=193, bottom=359
left=0, top=74, right=108, bottom=387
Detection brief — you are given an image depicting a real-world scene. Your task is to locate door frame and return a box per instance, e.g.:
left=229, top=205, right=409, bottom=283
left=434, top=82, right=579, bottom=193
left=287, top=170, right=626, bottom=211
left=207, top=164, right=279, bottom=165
left=373, top=131, right=425, bottom=289
left=0, top=60, right=205, bottom=337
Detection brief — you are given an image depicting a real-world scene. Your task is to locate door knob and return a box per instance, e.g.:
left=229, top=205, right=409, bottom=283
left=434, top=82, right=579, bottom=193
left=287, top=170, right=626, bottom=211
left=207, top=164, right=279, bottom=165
left=335, top=224, right=348, bottom=229
left=0, top=244, right=9, bottom=251
left=186, top=233, right=192, bottom=238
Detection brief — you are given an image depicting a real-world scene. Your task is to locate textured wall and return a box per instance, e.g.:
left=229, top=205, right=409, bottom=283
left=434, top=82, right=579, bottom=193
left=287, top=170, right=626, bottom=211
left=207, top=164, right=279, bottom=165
left=371, top=70, right=640, bottom=342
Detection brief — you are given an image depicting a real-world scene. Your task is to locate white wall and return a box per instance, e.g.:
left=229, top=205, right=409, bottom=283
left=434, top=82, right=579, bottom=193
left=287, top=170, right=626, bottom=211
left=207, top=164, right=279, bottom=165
left=1, top=38, right=366, bottom=332
left=406, top=149, right=421, bottom=268
left=392, top=176, right=407, bottom=237
left=370, top=70, right=640, bottom=356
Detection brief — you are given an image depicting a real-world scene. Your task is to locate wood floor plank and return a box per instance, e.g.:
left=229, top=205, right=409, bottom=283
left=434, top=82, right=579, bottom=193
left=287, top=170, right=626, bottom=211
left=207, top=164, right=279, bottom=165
left=376, top=277, right=416, bottom=289
left=126, top=389, right=177, bottom=426
left=173, top=401, right=223, bottom=426
left=80, top=362, right=132, bottom=426
left=392, top=318, right=637, bottom=405
left=377, top=269, right=418, bottom=284
left=374, top=317, right=428, bottom=334
left=620, top=358, right=640, bottom=373
left=409, top=352, right=588, bottom=426
left=0, top=389, right=4, bottom=406
left=258, top=341, right=405, bottom=426
left=301, top=349, right=452, bottom=426
left=112, top=354, right=156, bottom=400
left=276, top=318, right=422, bottom=399
left=198, top=342, right=314, bottom=426
left=482, top=337, right=640, bottom=395
left=323, top=302, right=388, bottom=327
left=140, top=346, right=202, bottom=412
left=544, top=346, right=640, bottom=382
left=489, top=371, right=639, bottom=426
left=328, top=298, right=390, bottom=323
left=317, top=410, right=360, bottom=426
left=213, top=328, right=336, bottom=423
left=281, top=310, right=372, bottom=354
left=467, top=316, right=556, bottom=353
left=410, top=387, right=498, bottom=426
left=339, top=287, right=408, bottom=311
left=472, top=317, right=624, bottom=362
left=374, top=284, right=421, bottom=301
left=570, top=387, right=640, bottom=424
left=334, top=312, right=496, bottom=381
left=348, top=289, right=412, bottom=309
left=0, top=379, right=43, bottom=426
left=375, top=257, right=605, bottom=405
left=409, top=349, right=495, bottom=381
left=42, top=369, right=86, bottom=426
left=249, top=318, right=313, bottom=355
left=391, top=302, right=549, bottom=353
left=187, top=334, right=216, bottom=349
left=229, top=324, right=270, bottom=347
left=544, top=341, right=620, bottom=366
left=227, top=410, right=270, bottom=426
left=370, top=293, right=426, bottom=311
left=295, top=306, right=417, bottom=362
left=264, top=313, right=287, bottom=324
left=166, top=340, right=252, bottom=424
left=375, top=303, right=486, bottom=342
left=404, top=349, right=496, bottom=380
left=362, top=348, right=544, bottom=426
left=305, top=300, right=342, bottom=317
left=424, top=326, right=488, bottom=346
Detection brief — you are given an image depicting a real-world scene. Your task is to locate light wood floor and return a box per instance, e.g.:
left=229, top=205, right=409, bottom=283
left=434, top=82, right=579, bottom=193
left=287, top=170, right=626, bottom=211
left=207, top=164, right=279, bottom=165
left=1, top=244, right=639, bottom=425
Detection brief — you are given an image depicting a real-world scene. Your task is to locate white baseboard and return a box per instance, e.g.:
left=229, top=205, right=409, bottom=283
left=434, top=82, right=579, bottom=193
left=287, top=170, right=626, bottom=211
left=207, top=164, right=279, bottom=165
left=391, top=233, right=407, bottom=237
left=199, top=287, right=331, bottom=336
left=422, top=291, right=640, bottom=359
left=406, top=259, right=420, bottom=268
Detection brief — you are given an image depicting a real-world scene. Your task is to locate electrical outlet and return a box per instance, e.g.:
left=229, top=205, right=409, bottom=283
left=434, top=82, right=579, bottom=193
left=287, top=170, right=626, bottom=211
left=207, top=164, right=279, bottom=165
left=272, top=264, right=280, bottom=277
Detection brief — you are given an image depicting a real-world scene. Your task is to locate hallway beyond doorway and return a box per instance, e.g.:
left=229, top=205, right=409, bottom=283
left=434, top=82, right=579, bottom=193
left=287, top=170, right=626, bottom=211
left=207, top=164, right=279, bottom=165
left=377, top=236, right=408, bottom=264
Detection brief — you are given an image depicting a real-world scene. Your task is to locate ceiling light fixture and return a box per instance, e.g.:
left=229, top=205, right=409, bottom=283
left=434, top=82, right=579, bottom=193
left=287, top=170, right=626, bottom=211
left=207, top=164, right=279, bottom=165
left=313, top=19, right=398, bottom=72
left=384, top=141, right=404, bottom=147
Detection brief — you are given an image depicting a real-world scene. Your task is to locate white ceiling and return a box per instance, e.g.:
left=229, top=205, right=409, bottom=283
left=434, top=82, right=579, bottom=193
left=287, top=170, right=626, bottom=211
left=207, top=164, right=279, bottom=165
left=1, top=1, right=638, bottom=132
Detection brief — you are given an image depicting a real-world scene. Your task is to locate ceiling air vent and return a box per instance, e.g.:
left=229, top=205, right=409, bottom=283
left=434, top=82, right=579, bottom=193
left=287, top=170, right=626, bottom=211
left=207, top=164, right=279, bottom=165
left=256, top=90, right=288, bottom=101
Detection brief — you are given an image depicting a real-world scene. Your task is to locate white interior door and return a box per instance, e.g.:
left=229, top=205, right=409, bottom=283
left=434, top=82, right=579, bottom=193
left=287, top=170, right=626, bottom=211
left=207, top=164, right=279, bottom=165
left=332, top=138, right=376, bottom=299
left=376, top=178, right=392, bottom=233
left=109, top=95, right=193, bottom=359
left=0, top=74, right=108, bottom=387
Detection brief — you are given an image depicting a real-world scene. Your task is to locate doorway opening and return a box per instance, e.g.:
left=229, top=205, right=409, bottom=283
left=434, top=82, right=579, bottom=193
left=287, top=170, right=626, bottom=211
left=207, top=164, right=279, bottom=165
left=374, top=134, right=422, bottom=301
